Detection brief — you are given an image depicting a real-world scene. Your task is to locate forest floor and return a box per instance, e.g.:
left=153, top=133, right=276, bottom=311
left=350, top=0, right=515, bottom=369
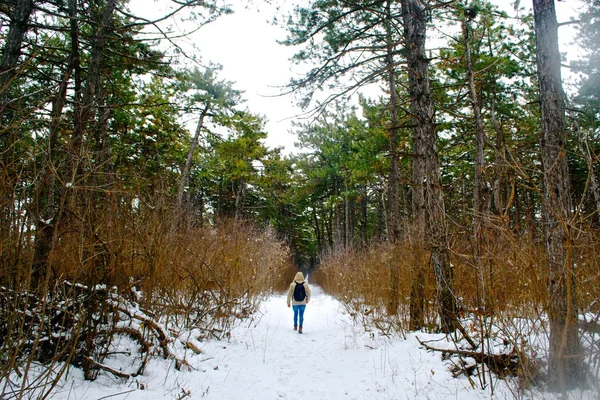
left=44, top=286, right=595, bottom=400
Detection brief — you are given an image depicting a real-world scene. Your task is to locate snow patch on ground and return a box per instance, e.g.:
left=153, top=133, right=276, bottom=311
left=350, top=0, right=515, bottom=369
left=41, top=286, right=594, bottom=400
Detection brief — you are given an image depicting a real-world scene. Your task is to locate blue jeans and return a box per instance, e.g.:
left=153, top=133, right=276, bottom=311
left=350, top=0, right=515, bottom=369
left=292, top=305, right=306, bottom=327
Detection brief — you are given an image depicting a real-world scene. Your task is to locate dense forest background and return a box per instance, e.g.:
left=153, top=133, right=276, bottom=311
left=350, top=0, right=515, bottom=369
left=0, top=0, right=599, bottom=397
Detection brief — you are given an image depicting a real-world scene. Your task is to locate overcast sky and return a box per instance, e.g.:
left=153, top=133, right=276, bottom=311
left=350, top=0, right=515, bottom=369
left=131, top=0, right=586, bottom=154
left=190, top=3, right=302, bottom=152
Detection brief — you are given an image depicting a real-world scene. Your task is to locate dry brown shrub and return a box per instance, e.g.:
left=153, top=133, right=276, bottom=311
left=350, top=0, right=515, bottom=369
left=1, top=193, right=292, bottom=398
left=313, top=225, right=600, bottom=390
left=450, top=228, right=548, bottom=318
left=312, top=225, right=599, bottom=325
left=45, top=214, right=292, bottom=331
left=312, top=242, right=438, bottom=334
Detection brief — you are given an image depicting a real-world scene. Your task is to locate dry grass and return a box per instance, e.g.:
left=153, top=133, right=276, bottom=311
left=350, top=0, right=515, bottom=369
left=312, top=243, right=438, bottom=336
left=313, top=227, right=599, bottom=328
left=0, top=191, right=292, bottom=398
left=312, top=226, right=600, bottom=391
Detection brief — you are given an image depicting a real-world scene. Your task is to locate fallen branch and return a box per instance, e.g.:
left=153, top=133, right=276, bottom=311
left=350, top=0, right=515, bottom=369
left=117, top=306, right=192, bottom=370
left=85, top=357, right=130, bottom=379
left=416, top=336, right=521, bottom=377
left=95, top=389, right=137, bottom=400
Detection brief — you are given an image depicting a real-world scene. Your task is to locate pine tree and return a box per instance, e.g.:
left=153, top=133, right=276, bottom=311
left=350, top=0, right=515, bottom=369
left=532, top=0, right=584, bottom=390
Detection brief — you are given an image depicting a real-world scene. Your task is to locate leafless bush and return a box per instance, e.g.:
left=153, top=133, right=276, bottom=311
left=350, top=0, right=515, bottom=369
left=312, top=225, right=600, bottom=394
left=0, top=210, right=291, bottom=399
left=312, top=242, right=437, bottom=336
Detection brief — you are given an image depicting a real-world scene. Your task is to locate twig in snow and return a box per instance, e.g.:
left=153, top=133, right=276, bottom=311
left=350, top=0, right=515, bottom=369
left=94, top=389, right=137, bottom=400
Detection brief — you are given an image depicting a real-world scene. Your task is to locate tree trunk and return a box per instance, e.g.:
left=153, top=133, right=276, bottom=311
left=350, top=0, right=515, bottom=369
left=385, top=0, right=401, bottom=244
left=177, top=105, right=210, bottom=210
left=360, top=188, right=368, bottom=248
left=487, top=33, right=509, bottom=219
left=384, top=0, right=401, bottom=315
left=31, top=0, right=79, bottom=290
left=333, top=177, right=343, bottom=252
left=70, top=0, right=117, bottom=171
left=377, top=188, right=385, bottom=242
left=462, top=17, right=486, bottom=236
left=344, top=184, right=353, bottom=251
left=491, top=99, right=507, bottom=217
left=234, top=179, right=245, bottom=221
left=175, top=104, right=210, bottom=230
left=402, top=0, right=458, bottom=333
left=313, top=208, right=322, bottom=252
left=0, top=0, right=34, bottom=112
left=462, top=13, right=487, bottom=320
left=532, top=0, right=583, bottom=390
left=326, top=207, right=334, bottom=251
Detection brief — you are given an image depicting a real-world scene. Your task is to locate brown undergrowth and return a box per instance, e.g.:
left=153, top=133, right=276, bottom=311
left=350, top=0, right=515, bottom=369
left=311, top=226, right=600, bottom=393
left=0, top=206, right=291, bottom=399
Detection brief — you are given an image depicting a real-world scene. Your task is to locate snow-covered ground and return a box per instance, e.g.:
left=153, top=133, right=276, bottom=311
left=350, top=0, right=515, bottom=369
left=44, top=286, right=593, bottom=400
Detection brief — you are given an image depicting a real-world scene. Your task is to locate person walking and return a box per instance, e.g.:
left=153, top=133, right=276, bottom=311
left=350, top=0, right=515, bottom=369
left=287, top=271, right=311, bottom=334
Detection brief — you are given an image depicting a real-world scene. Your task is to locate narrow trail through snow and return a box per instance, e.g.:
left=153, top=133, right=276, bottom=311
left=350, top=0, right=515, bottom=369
left=162, top=286, right=511, bottom=399
left=53, top=286, right=520, bottom=400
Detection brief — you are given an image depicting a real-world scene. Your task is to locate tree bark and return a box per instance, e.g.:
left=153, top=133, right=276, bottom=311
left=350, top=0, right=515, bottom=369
left=385, top=0, right=401, bottom=244
left=31, top=0, right=79, bottom=290
left=70, top=0, right=117, bottom=171
left=344, top=177, right=353, bottom=251
left=462, top=13, right=488, bottom=320
left=0, top=0, right=34, bottom=112
left=487, top=33, right=509, bottom=219
left=333, top=176, right=343, bottom=252
left=402, top=0, right=458, bottom=333
left=175, top=103, right=210, bottom=228
left=462, top=17, right=486, bottom=237
left=384, top=0, right=401, bottom=315
left=313, top=208, right=322, bottom=252
left=532, top=0, right=583, bottom=390
left=360, top=188, right=368, bottom=248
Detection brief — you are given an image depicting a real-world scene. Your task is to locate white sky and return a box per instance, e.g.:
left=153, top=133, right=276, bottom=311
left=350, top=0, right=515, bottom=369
left=130, top=0, right=587, bottom=154
left=190, top=2, right=303, bottom=152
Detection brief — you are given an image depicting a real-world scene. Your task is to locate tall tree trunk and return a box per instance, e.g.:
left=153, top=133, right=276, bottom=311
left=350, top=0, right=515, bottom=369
left=491, top=99, right=507, bottom=217
left=532, top=0, right=583, bottom=390
left=333, top=177, right=343, bottom=252
left=70, top=0, right=117, bottom=173
left=234, top=179, right=245, bottom=221
left=487, top=33, right=508, bottom=219
left=175, top=104, right=210, bottom=230
left=377, top=188, right=385, bottom=242
left=0, top=0, right=34, bottom=112
left=385, top=0, right=401, bottom=244
left=313, top=208, right=322, bottom=252
left=462, top=17, right=486, bottom=236
left=360, top=188, right=368, bottom=248
left=385, top=0, right=401, bottom=316
left=402, top=0, right=458, bottom=333
left=326, top=207, right=334, bottom=251
left=344, top=178, right=353, bottom=251
left=31, top=0, right=79, bottom=290
left=462, top=13, right=487, bottom=317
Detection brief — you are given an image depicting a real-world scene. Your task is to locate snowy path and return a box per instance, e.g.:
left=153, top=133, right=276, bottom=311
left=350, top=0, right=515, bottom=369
left=193, top=286, right=459, bottom=400
left=52, top=286, right=521, bottom=400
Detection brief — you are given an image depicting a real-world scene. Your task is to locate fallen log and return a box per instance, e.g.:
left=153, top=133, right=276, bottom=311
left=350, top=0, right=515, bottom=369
left=416, top=336, right=522, bottom=378
left=117, top=306, right=192, bottom=370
